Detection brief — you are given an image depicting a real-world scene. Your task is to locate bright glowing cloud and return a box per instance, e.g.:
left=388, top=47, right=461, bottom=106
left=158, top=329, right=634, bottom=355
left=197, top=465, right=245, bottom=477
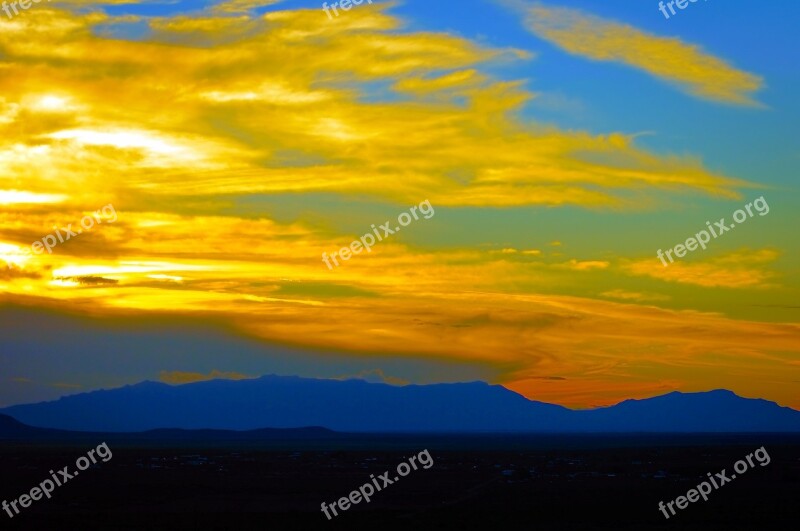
left=0, top=190, right=67, bottom=205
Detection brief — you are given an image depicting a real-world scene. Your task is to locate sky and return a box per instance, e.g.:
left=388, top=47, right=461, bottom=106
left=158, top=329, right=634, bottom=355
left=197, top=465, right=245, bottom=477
left=1, top=0, right=798, bottom=410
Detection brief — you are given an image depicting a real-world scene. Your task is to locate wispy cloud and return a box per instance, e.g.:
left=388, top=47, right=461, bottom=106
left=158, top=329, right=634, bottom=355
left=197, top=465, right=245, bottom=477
left=600, top=289, right=670, bottom=303
left=519, top=2, right=764, bottom=106
left=0, top=1, right=746, bottom=215
left=159, top=370, right=255, bottom=385
left=625, top=249, right=779, bottom=288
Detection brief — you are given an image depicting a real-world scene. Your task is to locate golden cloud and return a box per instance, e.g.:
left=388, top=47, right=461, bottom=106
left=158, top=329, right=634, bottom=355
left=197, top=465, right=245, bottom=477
left=600, top=289, right=670, bottom=303
left=626, top=249, right=779, bottom=288
left=0, top=2, right=747, bottom=214
left=522, top=3, right=764, bottom=105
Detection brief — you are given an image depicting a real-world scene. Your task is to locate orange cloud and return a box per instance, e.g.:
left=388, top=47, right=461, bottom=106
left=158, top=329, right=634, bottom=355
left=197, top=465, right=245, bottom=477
left=159, top=370, right=255, bottom=385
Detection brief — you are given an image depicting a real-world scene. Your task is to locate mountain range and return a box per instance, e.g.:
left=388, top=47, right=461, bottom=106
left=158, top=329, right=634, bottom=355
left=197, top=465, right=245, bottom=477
left=0, top=412, right=338, bottom=442
left=2, top=375, right=799, bottom=433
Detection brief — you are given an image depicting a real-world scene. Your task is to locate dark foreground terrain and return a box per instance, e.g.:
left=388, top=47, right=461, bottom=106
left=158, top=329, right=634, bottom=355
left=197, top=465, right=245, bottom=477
left=1, top=434, right=798, bottom=530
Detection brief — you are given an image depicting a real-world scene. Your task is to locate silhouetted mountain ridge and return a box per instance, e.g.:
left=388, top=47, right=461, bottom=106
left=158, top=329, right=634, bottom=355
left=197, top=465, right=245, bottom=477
left=2, top=376, right=798, bottom=433
left=0, top=412, right=341, bottom=441
left=0, top=413, right=37, bottom=436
